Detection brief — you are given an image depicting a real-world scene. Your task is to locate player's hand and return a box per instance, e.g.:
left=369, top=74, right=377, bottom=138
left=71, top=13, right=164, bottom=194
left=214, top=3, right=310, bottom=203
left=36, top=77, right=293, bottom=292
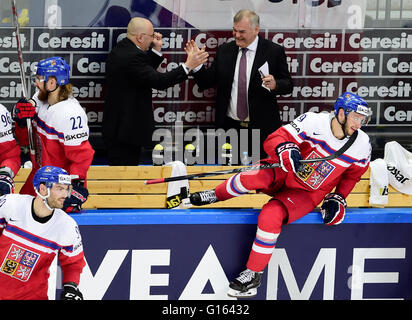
left=12, top=98, right=36, bottom=127
left=63, top=180, right=89, bottom=213
left=275, top=141, right=302, bottom=173
left=320, top=193, right=347, bottom=226
left=60, top=282, right=83, bottom=300
left=0, top=172, right=14, bottom=195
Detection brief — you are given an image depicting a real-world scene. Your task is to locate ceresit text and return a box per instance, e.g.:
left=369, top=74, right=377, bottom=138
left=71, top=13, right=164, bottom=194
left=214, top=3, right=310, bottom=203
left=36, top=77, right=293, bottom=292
left=310, top=56, right=376, bottom=74
left=0, top=57, right=37, bottom=74
left=346, top=81, right=411, bottom=98
left=154, top=106, right=215, bottom=123
left=37, top=32, right=106, bottom=49
left=0, top=32, right=28, bottom=49
left=272, top=32, right=339, bottom=49
left=348, top=32, right=412, bottom=49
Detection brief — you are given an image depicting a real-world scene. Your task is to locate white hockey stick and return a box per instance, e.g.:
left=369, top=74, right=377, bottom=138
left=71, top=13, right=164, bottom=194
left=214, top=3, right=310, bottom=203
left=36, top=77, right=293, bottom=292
left=11, top=0, right=39, bottom=168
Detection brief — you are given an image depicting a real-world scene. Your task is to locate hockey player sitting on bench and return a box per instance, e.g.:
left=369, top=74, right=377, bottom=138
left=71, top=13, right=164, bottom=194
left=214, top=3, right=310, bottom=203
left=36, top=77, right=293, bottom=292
left=190, top=92, right=372, bottom=298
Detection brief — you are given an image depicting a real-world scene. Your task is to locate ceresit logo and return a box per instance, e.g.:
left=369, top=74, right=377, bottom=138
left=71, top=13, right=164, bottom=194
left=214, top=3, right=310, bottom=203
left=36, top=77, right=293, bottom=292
left=34, top=30, right=108, bottom=51
left=272, top=32, right=340, bottom=50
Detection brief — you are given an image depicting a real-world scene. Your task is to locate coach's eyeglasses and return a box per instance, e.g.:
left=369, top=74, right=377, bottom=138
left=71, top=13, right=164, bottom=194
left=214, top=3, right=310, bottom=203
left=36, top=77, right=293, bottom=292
left=141, top=32, right=155, bottom=39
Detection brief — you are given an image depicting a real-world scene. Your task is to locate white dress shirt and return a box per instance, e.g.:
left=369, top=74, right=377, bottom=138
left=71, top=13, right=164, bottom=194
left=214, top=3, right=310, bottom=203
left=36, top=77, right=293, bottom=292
left=227, top=35, right=258, bottom=122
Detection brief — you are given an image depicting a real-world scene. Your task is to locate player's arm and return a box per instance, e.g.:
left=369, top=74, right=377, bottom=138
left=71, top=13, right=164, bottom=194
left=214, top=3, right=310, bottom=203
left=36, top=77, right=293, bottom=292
left=321, top=157, right=370, bottom=226
left=12, top=94, right=39, bottom=146
left=57, top=110, right=94, bottom=212
left=59, top=223, right=86, bottom=300
left=263, top=113, right=315, bottom=173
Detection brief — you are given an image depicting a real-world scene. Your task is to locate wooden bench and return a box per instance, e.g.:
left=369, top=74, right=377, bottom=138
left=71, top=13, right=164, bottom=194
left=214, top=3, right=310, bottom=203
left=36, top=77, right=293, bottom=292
left=14, top=166, right=412, bottom=209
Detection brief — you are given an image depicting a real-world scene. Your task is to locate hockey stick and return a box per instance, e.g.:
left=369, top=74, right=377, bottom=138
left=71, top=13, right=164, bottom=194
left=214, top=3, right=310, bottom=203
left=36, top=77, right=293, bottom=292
left=144, top=130, right=358, bottom=185
left=11, top=0, right=39, bottom=169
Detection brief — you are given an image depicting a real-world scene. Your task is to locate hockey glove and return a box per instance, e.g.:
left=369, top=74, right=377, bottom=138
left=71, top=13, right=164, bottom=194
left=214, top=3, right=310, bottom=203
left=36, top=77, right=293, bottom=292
left=320, top=193, right=347, bottom=226
left=12, top=98, right=36, bottom=127
left=0, top=173, right=14, bottom=195
left=60, top=282, right=83, bottom=300
left=275, top=141, right=302, bottom=173
left=63, top=180, right=89, bottom=213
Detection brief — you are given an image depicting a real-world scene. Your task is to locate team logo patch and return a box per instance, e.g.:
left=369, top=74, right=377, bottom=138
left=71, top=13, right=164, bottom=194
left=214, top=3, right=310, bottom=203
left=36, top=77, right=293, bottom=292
left=1, top=244, right=40, bottom=282
left=297, top=151, right=335, bottom=189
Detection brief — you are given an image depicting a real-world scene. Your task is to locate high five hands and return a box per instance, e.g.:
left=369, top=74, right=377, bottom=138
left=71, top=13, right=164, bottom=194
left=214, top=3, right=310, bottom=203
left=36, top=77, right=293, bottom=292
left=184, top=40, right=208, bottom=71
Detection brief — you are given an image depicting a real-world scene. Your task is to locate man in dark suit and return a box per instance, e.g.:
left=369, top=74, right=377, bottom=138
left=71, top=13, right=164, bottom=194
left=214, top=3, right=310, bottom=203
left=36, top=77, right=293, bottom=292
left=190, top=9, right=293, bottom=163
left=103, top=17, right=208, bottom=165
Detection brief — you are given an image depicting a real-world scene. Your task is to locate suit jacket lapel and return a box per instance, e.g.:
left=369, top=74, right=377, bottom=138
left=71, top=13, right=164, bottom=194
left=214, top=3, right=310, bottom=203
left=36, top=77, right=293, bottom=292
left=227, top=41, right=239, bottom=81
left=250, top=37, right=266, bottom=80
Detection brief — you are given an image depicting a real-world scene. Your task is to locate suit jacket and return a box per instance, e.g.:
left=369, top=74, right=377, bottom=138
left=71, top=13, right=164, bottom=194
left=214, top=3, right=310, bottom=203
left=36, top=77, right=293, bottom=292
left=193, top=36, right=293, bottom=141
left=103, top=37, right=188, bottom=148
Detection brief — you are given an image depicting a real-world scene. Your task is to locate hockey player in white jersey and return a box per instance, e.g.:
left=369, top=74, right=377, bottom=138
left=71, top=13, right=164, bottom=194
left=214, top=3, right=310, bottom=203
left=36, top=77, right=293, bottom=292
left=0, top=104, right=21, bottom=196
left=0, top=165, right=85, bottom=300
left=12, top=57, right=94, bottom=213
left=190, top=92, right=372, bottom=298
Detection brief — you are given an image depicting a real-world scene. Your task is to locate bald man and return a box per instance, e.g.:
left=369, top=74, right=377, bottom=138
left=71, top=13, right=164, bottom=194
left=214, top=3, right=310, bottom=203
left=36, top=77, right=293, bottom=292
left=103, top=18, right=208, bottom=165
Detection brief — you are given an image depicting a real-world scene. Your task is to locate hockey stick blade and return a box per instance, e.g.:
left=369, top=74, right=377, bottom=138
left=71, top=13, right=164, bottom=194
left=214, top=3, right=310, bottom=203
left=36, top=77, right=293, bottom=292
left=144, top=130, right=358, bottom=185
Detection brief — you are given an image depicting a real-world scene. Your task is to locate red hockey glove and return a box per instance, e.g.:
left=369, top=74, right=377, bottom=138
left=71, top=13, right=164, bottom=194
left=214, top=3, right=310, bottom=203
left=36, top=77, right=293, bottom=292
left=320, top=193, right=347, bottom=226
left=12, top=98, right=36, bottom=127
left=275, top=141, right=302, bottom=173
left=63, top=180, right=89, bottom=213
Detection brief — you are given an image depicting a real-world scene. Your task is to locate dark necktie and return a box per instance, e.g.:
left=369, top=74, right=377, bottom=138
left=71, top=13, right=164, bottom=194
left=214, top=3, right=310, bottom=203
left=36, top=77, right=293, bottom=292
left=237, top=48, right=248, bottom=121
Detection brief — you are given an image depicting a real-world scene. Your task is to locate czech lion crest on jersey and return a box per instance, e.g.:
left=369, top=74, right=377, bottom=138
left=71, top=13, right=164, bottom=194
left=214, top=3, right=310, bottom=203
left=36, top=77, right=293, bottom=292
left=1, top=244, right=40, bottom=282
left=297, top=151, right=335, bottom=189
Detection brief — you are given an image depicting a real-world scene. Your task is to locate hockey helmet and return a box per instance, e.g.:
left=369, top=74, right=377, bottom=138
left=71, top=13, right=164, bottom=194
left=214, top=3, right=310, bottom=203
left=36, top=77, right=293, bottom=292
left=35, top=56, right=70, bottom=86
left=334, top=92, right=372, bottom=125
left=33, top=166, right=71, bottom=191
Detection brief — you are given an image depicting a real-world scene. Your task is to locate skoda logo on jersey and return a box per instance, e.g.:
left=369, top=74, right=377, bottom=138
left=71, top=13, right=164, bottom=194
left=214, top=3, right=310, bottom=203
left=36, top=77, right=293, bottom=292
left=65, top=132, right=88, bottom=141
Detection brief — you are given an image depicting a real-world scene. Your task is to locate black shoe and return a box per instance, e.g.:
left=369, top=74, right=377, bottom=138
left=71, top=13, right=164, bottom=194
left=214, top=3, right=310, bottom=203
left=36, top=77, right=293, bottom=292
left=189, top=190, right=218, bottom=206
left=227, top=269, right=262, bottom=298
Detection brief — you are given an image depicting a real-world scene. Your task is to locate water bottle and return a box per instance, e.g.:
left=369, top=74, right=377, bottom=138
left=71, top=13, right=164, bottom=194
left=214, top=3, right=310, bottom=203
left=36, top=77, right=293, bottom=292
left=221, top=143, right=232, bottom=166
left=152, top=144, right=164, bottom=166
left=241, top=151, right=250, bottom=166
left=184, top=143, right=196, bottom=166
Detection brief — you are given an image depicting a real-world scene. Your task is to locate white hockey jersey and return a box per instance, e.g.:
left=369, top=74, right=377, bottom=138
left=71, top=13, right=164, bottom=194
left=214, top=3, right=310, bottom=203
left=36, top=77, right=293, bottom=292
left=16, top=92, right=94, bottom=178
left=0, top=194, right=85, bottom=300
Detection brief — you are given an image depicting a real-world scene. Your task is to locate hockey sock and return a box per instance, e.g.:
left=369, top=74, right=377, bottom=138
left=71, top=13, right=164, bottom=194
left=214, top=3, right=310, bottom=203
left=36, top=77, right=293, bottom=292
left=247, top=227, right=279, bottom=272
left=246, top=199, right=287, bottom=272
left=215, top=169, right=274, bottom=201
left=215, top=173, right=250, bottom=200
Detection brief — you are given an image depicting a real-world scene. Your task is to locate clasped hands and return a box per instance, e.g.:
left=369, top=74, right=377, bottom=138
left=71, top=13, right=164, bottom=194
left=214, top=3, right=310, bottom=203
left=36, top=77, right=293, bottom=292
left=184, top=40, right=209, bottom=71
